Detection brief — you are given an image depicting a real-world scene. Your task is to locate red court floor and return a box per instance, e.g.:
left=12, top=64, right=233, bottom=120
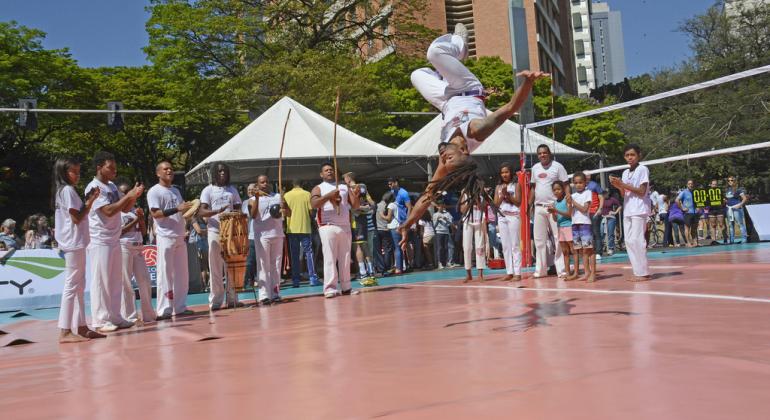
left=1, top=246, right=769, bottom=419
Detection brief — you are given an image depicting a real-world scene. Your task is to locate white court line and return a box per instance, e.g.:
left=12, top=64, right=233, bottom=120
left=621, top=266, right=685, bottom=269
left=408, top=283, right=770, bottom=304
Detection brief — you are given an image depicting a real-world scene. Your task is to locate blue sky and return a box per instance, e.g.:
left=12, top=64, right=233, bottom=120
left=2, top=0, right=718, bottom=76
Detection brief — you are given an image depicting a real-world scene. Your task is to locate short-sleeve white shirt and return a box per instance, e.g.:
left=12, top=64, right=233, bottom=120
left=622, top=165, right=652, bottom=217
left=147, top=184, right=185, bottom=238
left=531, top=161, right=568, bottom=205
left=200, top=185, right=242, bottom=233
left=498, top=183, right=519, bottom=214
left=571, top=190, right=593, bottom=225
left=386, top=202, right=399, bottom=230
left=86, top=178, right=122, bottom=246
left=54, top=185, right=89, bottom=251
left=119, top=209, right=143, bottom=244
left=252, top=193, right=284, bottom=239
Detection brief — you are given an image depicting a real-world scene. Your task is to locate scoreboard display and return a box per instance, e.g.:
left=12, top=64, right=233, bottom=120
left=693, top=188, right=723, bottom=208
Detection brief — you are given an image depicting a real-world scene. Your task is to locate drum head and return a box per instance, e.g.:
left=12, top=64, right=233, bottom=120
left=269, top=204, right=282, bottom=219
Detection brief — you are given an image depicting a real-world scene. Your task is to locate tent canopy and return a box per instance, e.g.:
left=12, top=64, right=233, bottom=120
left=396, top=113, right=590, bottom=158
left=186, top=97, right=419, bottom=184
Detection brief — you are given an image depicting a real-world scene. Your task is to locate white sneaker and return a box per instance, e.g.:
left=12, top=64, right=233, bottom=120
left=596, top=254, right=602, bottom=260
left=116, top=319, right=135, bottom=329
left=324, top=291, right=336, bottom=299
left=453, top=23, right=469, bottom=60
left=454, top=23, right=469, bottom=45
left=437, top=263, right=444, bottom=269
left=96, top=323, right=118, bottom=333
left=533, top=272, right=543, bottom=278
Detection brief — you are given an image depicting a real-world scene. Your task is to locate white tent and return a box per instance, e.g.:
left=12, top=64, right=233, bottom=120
left=186, top=97, right=419, bottom=184
left=396, top=113, right=590, bottom=158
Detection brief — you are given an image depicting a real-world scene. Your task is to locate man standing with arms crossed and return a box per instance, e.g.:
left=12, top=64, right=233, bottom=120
left=529, top=145, right=569, bottom=278
left=86, top=151, right=144, bottom=332
left=147, top=161, right=193, bottom=319
left=311, top=162, right=360, bottom=298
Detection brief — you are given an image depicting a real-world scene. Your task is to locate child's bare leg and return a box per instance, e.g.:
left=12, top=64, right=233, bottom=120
left=586, top=249, right=596, bottom=282
left=568, top=246, right=580, bottom=280
left=464, top=269, right=472, bottom=282
left=478, top=269, right=484, bottom=282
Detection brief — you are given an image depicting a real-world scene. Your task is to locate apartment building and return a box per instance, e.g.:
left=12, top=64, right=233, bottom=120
left=569, top=0, right=596, bottom=97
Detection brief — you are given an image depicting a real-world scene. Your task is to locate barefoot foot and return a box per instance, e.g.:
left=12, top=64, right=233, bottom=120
left=59, top=330, right=89, bottom=343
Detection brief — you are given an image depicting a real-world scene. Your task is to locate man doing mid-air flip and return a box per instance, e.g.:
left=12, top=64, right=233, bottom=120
left=399, top=24, right=548, bottom=243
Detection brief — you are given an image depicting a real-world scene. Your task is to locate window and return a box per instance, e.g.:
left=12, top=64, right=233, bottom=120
left=577, top=66, right=588, bottom=83
left=574, top=40, right=585, bottom=56
left=572, top=13, right=582, bottom=30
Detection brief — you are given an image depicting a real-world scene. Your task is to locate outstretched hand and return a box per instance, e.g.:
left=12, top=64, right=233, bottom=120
left=516, top=70, right=550, bottom=82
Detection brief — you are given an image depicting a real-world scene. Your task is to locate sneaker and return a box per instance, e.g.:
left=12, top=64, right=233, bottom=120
left=156, top=313, right=172, bottom=321
left=437, top=263, right=445, bottom=269
left=607, top=250, right=614, bottom=256
left=96, top=323, right=118, bottom=333
left=454, top=23, right=469, bottom=46
left=177, top=309, right=195, bottom=316
left=272, top=296, right=283, bottom=304
left=596, top=254, right=602, bottom=260
left=360, top=277, right=379, bottom=287
left=309, top=278, right=322, bottom=286
left=533, top=272, right=543, bottom=279
left=259, top=298, right=272, bottom=306
left=324, top=291, right=336, bottom=299
left=116, top=320, right=134, bottom=330
left=341, top=289, right=353, bottom=296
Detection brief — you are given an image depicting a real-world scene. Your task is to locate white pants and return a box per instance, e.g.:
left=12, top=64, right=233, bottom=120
left=410, top=33, right=482, bottom=111
left=208, top=231, right=237, bottom=308
left=624, top=215, right=650, bottom=276
left=319, top=225, right=352, bottom=295
left=155, top=236, right=189, bottom=316
left=120, top=245, right=155, bottom=322
left=463, top=222, right=487, bottom=270
left=88, top=243, right=125, bottom=327
left=533, top=206, right=565, bottom=275
left=498, top=214, right=522, bottom=275
left=58, top=249, right=87, bottom=332
left=256, top=236, right=283, bottom=301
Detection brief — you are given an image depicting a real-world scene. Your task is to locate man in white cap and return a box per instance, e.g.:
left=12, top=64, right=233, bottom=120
left=147, top=161, right=193, bottom=319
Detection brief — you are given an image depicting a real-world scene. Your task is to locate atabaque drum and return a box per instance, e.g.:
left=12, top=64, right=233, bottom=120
left=219, top=212, right=248, bottom=291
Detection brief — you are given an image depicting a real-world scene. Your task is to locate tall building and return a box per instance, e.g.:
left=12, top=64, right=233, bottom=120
left=591, top=2, right=626, bottom=87
left=421, top=0, right=578, bottom=96
left=570, top=0, right=596, bottom=97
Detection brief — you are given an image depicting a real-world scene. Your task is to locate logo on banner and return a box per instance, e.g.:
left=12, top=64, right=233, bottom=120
left=142, top=246, right=157, bottom=266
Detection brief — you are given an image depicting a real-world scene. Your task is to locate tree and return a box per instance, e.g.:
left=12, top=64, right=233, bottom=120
left=0, top=22, right=100, bottom=221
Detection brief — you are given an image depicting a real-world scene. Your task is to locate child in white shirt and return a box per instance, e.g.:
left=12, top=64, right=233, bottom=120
left=610, top=144, right=651, bottom=281
left=569, top=172, right=596, bottom=282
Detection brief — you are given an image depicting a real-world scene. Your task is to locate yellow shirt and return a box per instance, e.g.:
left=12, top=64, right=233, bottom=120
left=284, top=187, right=312, bottom=234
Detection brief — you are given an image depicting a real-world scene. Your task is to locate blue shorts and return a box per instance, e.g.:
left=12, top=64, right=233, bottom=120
left=572, top=224, right=593, bottom=249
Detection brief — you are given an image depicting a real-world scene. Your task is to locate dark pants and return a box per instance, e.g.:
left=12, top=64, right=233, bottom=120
left=373, top=230, right=392, bottom=272
left=591, top=213, right=603, bottom=254
left=288, top=233, right=319, bottom=286
left=671, top=219, right=685, bottom=245
left=244, top=240, right=257, bottom=287
left=434, top=233, right=450, bottom=266
left=409, top=230, right=422, bottom=269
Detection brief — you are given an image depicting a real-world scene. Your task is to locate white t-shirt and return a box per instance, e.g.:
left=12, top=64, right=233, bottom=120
left=498, top=183, right=519, bottom=214
left=252, top=193, right=285, bottom=239
left=531, top=161, right=568, bottom=205
left=441, top=96, right=486, bottom=153
left=200, top=185, right=242, bottom=233
left=386, top=202, right=399, bottom=230
left=621, top=165, right=652, bottom=217
left=119, top=209, right=143, bottom=245
left=419, top=219, right=435, bottom=237
left=658, top=194, right=668, bottom=214
left=571, top=190, right=592, bottom=225
left=54, top=185, right=89, bottom=251
left=316, top=181, right=351, bottom=228
left=86, top=178, right=122, bottom=246
left=242, top=200, right=255, bottom=240
left=147, top=184, right=185, bottom=238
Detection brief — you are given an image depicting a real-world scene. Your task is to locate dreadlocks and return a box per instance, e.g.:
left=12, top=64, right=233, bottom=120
left=428, top=159, right=498, bottom=222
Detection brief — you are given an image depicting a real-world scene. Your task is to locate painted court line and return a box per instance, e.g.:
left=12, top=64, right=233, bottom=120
left=408, top=283, right=770, bottom=304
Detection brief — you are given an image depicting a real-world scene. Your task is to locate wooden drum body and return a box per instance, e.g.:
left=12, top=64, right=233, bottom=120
left=219, top=212, right=249, bottom=291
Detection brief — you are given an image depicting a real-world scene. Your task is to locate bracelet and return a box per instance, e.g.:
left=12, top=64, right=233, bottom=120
left=163, top=208, right=179, bottom=217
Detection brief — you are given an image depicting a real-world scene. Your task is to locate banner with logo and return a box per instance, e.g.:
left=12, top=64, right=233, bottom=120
left=0, top=246, right=157, bottom=312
